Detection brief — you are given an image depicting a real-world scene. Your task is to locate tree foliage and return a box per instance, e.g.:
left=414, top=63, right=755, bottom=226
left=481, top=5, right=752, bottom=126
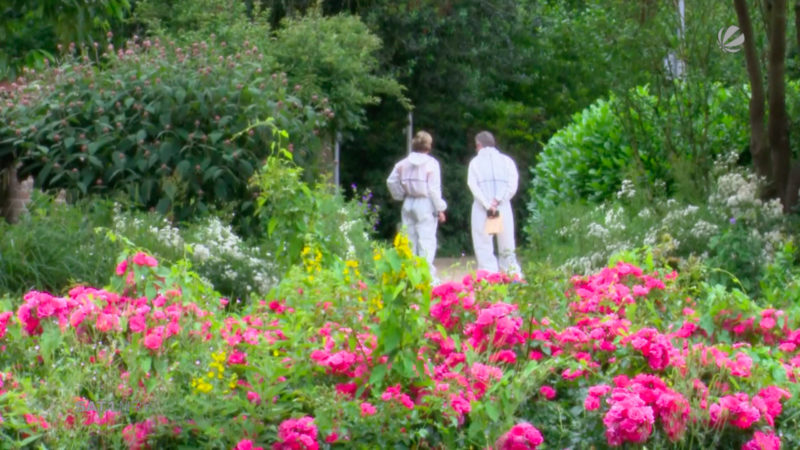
left=0, top=0, right=130, bottom=79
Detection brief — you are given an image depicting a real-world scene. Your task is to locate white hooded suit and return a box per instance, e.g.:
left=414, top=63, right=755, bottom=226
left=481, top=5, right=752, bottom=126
left=467, top=146, right=521, bottom=275
left=387, top=152, right=447, bottom=277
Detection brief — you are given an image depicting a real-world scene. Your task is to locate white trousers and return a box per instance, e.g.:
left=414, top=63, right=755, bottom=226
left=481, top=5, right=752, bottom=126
left=471, top=201, right=520, bottom=275
left=401, top=197, right=438, bottom=278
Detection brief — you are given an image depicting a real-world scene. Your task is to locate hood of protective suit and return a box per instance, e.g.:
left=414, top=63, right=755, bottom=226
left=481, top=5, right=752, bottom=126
left=407, top=152, right=430, bottom=166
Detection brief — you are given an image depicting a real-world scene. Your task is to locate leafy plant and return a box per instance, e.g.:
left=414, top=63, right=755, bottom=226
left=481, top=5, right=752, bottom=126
left=251, top=141, right=378, bottom=270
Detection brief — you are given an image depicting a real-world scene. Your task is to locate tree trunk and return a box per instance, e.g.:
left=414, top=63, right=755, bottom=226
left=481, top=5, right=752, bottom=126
left=785, top=162, right=800, bottom=210
left=734, top=0, right=772, bottom=185
left=0, top=164, right=27, bottom=224
left=767, top=0, right=791, bottom=209
left=795, top=1, right=800, bottom=50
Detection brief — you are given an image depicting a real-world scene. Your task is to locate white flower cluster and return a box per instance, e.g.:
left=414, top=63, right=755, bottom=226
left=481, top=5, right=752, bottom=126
left=690, top=220, right=719, bottom=240
left=149, top=221, right=183, bottom=249
left=339, top=217, right=357, bottom=258
left=586, top=222, right=610, bottom=239
left=189, top=217, right=277, bottom=294
left=662, top=204, right=698, bottom=230
left=113, top=204, right=184, bottom=250
left=709, top=170, right=784, bottom=224
left=712, top=150, right=741, bottom=175
left=616, top=179, right=636, bottom=200
left=604, top=205, right=626, bottom=233
left=111, top=205, right=278, bottom=296
left=563, top=251, right=608, bottom=275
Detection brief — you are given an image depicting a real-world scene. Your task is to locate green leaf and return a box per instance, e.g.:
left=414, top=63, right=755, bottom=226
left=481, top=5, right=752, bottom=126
left=139, top=355, right=152, bottom=373
left=268, top=217, right=278, bottom=236
left=17, top=434, right=43, bottom=446
left=40, top=326, right=62, bottom=365
left=369, top=363, right=387, bottom=387
left=383, top=324, right=401, bottom=353
left=156, top=197, right=171, bottom=214
left=485, top=401, right=500, bottom=422
left=176, top=160, right=191, bottom=178
left=154, top=357, right=167, bottom=375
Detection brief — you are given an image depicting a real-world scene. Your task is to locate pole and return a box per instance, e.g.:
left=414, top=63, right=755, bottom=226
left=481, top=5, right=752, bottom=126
left=664, top=0, right=686, bottom=79
left=334, top=132, right=341, bottom=187
left=407, top=111, right=413, bottom=154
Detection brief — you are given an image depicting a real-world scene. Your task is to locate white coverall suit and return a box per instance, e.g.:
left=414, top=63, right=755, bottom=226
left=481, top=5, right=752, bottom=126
left=386, top=152, right=447, bottom=278
left=467, top=146, right=521, bottom=275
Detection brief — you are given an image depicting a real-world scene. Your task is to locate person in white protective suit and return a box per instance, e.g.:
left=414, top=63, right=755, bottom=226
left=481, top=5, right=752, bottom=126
left=467, top=130, right=521, bottom=276
left=386, top=131, right=447, bottom=279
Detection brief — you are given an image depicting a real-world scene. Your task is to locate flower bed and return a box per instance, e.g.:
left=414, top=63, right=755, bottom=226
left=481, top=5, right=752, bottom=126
left=0, top=240, right=797, bottom=448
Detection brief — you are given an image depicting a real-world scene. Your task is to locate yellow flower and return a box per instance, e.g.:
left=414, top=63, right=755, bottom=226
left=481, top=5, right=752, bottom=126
left=212, top=350, right=227, bottom=364
left=228, top=373, right=238, bottom=390
left=367, top=296, right=384, bottom=314
left=192, top=376, right=213, bottom=393
left=393, top=233, right=413, bottom=259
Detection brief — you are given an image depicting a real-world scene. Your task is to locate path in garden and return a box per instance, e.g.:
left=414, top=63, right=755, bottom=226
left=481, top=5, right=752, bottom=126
left=433, top=256, right=476, bottom=283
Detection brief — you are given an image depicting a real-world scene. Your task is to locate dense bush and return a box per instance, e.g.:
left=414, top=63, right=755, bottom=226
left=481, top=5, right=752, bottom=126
left=525, top=83, right=752, bottom=228
left=0, top=35, right=329, bottom=224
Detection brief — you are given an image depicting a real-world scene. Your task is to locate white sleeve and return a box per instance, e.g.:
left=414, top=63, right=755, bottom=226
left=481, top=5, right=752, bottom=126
left=386, top=163, right=405, bottom=201
left=427, top=160, right=447, bottom=212
left=498, top=155, right=519, bottom=202
left=467, top=159, right=491, bottom=210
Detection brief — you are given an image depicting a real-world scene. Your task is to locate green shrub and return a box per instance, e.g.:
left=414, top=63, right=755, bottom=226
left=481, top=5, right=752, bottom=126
left=524, top=153, right=789, bottom=294
left=133, top=0, right=269, bottom=44
left=0, top=35, right=328, bottom=224
left=525, top=83, right=752, bottom=233
left=250, top=149, right=378, bottom=269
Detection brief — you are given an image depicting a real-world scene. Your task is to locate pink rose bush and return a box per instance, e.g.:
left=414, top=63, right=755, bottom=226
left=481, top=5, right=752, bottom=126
left=273, top=417, right=318, bottom=450
left=495, top=422, right=544, bottom=449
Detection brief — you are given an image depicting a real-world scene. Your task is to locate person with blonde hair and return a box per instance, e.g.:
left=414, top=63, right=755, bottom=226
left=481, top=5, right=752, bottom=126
left=387, top=130, right=447, bottom=280
left=467, top=130, right=521, bottom=276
